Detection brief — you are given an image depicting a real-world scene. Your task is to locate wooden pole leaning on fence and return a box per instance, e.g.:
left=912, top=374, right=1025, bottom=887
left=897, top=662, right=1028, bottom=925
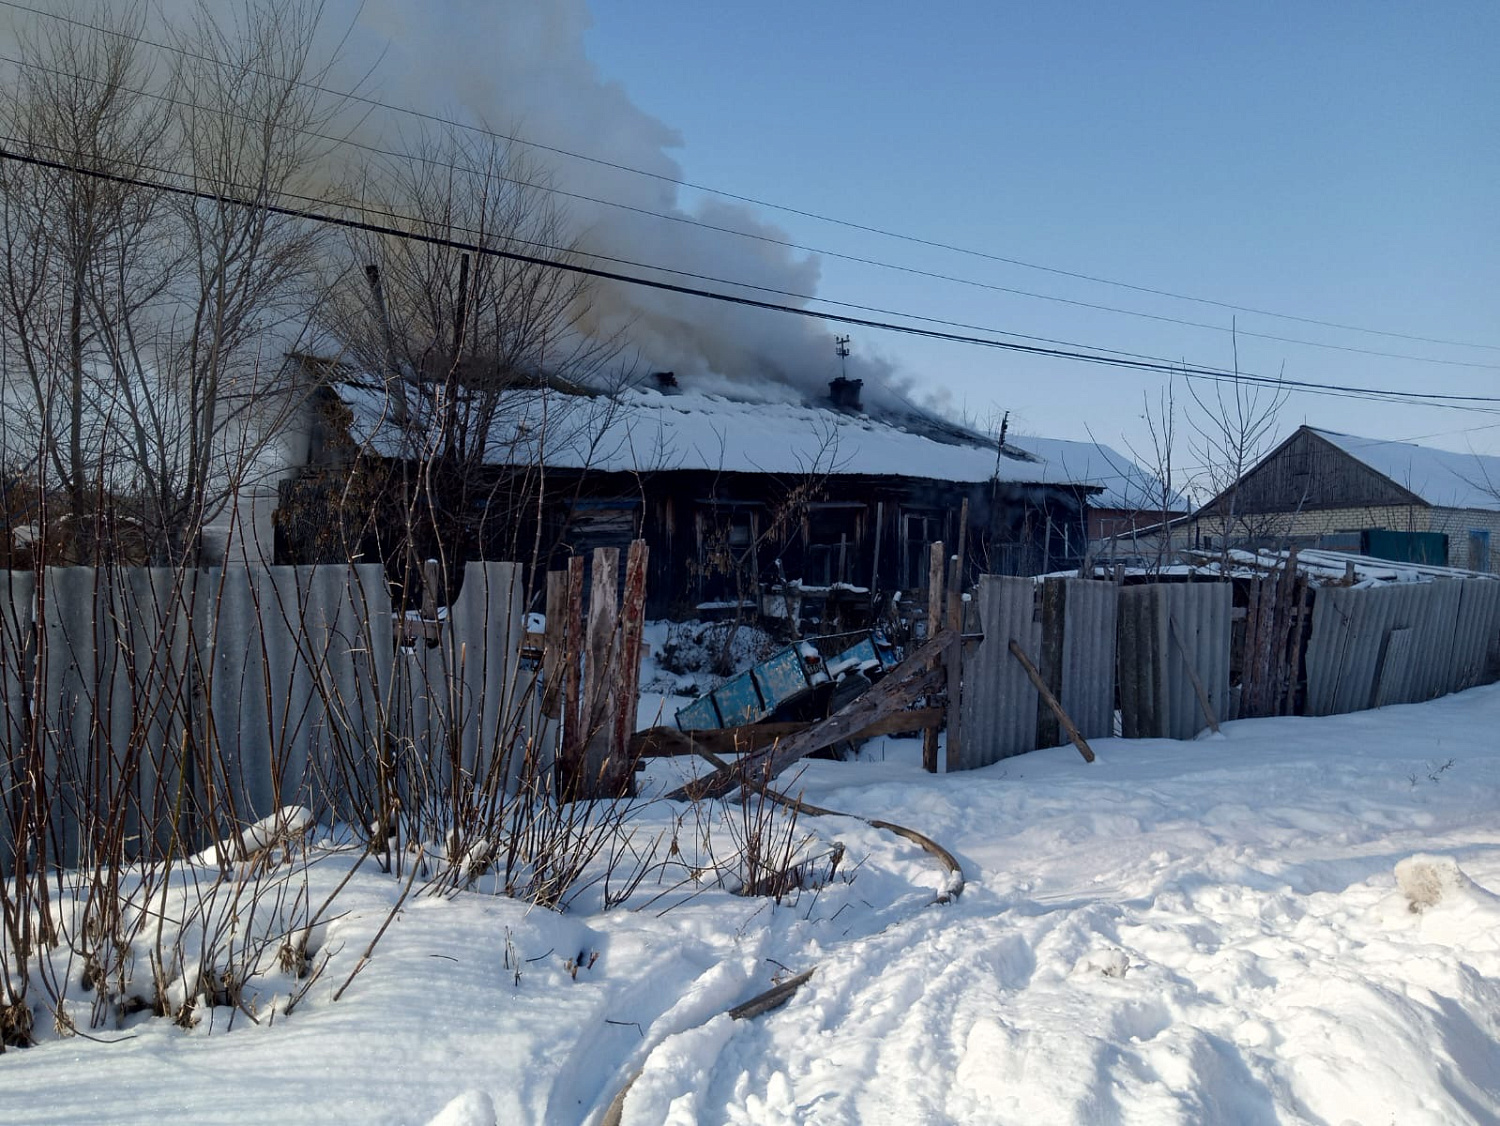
left=1168, top=613, right=1220, bottom=734
left=1007, top=639, right=1095, bottom=763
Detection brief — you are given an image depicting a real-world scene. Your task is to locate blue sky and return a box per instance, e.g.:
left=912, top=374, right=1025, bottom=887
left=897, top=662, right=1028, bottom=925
left=579, top=2, right=1500, bottom=469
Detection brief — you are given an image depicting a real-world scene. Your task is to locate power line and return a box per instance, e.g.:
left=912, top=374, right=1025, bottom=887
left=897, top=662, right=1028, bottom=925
left=2, top=0, right=1496, bottom=358
left=2, top=51, right=1496, bottom=376
left=4, top=145, right=1500, bottom=422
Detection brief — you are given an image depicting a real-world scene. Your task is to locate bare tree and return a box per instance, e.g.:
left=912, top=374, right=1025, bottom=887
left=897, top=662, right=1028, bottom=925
left=1185, top=329, right=1289, bottom=561
left=310, top=125, right=629, bottom=596
left=0, top=1, right=174, bottom=560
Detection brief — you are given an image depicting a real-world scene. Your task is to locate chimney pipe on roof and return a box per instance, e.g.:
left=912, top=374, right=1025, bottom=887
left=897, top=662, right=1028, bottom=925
left=652, top=370, right=678, bottom=391
left=829, top=376, right=863, bottom=411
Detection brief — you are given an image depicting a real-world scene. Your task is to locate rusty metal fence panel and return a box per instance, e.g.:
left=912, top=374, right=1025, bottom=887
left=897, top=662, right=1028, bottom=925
left=1118, top=583, right=1232, bottom=740
left=955, top=575, right=1041, bottom=768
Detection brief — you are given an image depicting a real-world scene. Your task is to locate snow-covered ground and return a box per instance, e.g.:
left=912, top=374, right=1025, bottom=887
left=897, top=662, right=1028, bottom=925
left=5, top=680, right=1500, bottom=1124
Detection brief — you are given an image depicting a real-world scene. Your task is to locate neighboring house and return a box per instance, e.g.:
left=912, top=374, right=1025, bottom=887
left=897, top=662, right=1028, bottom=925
left=279, top=367, right=1107, bottom=618
left=1013, top=435, right=1189, bottom=559
left=1189, top=425, right=1500, bottom=573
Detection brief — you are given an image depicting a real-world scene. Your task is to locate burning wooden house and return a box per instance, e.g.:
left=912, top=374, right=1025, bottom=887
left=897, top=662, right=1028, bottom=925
left=278, top=365, right=1112, bottom=620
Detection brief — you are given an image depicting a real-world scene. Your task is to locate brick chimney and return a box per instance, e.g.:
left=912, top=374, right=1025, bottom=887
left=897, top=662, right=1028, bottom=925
left=652, top=370, right=678, bottom=392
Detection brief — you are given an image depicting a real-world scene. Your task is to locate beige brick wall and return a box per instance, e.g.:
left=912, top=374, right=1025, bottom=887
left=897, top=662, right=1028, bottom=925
left=1430, top=507, right=1500, bottom=573
left=1191, top=504, right=1430, bottom=546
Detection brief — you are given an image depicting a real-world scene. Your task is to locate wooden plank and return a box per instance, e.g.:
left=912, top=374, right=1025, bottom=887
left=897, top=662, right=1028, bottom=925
left=558, top=555, right=586, bottom=794
left=604, top=541, right=649, bottom=795
left=541, top=571, right=567, bottom=720
left=1037, top=578, right=1065, bottom=748
left=1008, top=639, right=1095, bottom=763
left=922, top=541, right=945, bottom=774
left=668, top=629, right=955, bottom=801
left=631, top=708, right=946, bottom=759
left=941, top=550, right=964, bottom=772
left=581, top=547, right=621, bottom=796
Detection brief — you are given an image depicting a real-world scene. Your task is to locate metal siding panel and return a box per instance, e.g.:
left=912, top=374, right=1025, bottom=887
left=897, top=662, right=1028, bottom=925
left=1448, top=580, right=1500, bottom=692
left=1409, top=582, right=1461, bottom=702
left=451, top=562, right=525, bottom=794
left=1157, top=583, right=1232, bottom=740
left=956, top=576, right=1039, bottom=768
left=0, top=571, right=34, bottom=875
left=1059, top=579, right=1116, bottom=740
left=1302, top=588, right=1347, bottom=716
left=1372, top=627, right=1415, bottom=708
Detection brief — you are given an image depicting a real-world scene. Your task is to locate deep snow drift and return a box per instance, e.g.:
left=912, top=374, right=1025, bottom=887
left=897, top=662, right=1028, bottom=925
left=4, top=681, right=1499, bottom=1125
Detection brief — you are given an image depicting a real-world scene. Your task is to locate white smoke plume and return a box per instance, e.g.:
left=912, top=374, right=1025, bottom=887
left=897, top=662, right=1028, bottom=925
left=0, top=1, right=917, bottom=412
left=322, top=0, right=912, bottom=411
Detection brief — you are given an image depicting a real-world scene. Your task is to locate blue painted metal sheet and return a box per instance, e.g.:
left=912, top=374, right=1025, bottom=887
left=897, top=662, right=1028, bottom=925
left=752, top=648, right=811, bottom=710
left=830, top=637, right=879, bottom=674
left=712, top=670, right=765, bottom=727
left=675, top=694, right=722, bottom=732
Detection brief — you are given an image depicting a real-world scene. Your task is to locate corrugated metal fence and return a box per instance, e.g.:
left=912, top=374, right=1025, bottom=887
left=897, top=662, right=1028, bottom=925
left=1303, top=578, right=1500, bottom=715
left=954, top=574, right=1499, bottom=771
left=1, top=561, right=539, bottom=868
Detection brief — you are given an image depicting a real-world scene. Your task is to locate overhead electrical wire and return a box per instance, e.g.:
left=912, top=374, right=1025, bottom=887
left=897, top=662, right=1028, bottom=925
left=3, top=145, right=1499, bottom=422
left=1, top=0, right=1496, bottom=358
left=1, top=50, right=1495, bottom=376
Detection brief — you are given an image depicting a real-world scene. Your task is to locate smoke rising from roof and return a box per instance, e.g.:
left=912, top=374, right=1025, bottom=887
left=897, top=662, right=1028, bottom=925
left=324, top=0, right=915, bottom=412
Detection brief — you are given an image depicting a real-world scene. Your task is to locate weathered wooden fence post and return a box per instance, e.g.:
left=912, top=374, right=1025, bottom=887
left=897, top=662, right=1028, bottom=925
left=922, top=540, right=945, bottom=773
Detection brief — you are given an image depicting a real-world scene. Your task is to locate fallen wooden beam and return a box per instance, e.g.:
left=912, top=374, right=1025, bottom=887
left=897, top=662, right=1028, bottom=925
left=667, top=629, right=955, bottom=802
left=632, top=708, right=946, bottom=760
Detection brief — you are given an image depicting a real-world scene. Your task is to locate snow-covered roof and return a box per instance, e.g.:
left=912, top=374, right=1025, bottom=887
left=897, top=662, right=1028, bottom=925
left=1006, top=435, right=1190, bottom=513
left=336, top=382, right=1119, bottom=489
left=1310, top=428, right=1500, bottom=512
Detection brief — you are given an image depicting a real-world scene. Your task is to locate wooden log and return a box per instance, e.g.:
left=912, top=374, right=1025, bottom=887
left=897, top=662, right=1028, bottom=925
left=668, top=629, right=956, bottom=801
left=604, top=540, right=649, bottom=796
left=922, top=541, right=946, bottom=774
left=1007, top=638, right=1095, bottom=763
left=1168, top=612, right=1220, bottom=734
left=581, top=547, right=621, bottom=795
